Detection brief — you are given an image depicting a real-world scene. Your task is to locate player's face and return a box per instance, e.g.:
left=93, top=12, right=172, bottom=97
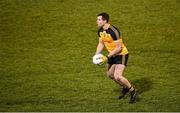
left=97, top=16, right=106, bottom=27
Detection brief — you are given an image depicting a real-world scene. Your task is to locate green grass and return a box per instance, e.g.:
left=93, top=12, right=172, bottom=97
left=0, top=0, right=180, bottom=111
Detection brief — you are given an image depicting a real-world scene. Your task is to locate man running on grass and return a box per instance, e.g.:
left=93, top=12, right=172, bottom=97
left=93, top=12, right=137, bottom=103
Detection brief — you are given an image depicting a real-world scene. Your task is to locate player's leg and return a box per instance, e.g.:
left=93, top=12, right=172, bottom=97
left=107, top=64, right=115, bottom=79
left=107, top=64, right=124, bottom=86
left=114, top=64, right=132, bottom=89
left=114, top=64, right=137, bottom=103
left=106, top=56, right=124, bottom=85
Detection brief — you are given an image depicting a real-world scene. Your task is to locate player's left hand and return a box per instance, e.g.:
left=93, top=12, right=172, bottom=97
left=99, top=55, right=108, bottom=65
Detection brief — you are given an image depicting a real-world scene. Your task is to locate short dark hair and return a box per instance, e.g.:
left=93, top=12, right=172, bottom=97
left=97, top=12, right=109, bottom=23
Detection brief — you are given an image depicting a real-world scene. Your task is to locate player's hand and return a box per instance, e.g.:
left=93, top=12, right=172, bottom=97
left=99, top=55, right=108, bottom=65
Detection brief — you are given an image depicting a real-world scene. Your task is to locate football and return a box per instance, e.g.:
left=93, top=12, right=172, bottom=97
left=92, top=54, right=104, bottom=65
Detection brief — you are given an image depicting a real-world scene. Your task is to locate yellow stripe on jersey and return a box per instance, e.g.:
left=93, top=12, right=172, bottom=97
left=122, top=55, right=125, bottom=65
left=109, top=26, right=119, bottom=40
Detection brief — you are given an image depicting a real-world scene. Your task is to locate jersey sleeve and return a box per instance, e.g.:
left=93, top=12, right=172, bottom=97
left=98, top=30, right=100, bottom=37
left=98, top=27, right=103, bottom=37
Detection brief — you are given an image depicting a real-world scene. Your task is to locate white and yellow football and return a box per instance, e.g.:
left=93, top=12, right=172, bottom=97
left=92, top=54, right=104, bottom=65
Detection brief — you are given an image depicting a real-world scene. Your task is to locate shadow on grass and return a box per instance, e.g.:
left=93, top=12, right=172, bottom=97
left=113, top=77, right=153, bottom=95
left=132, top=77, right=153, bottom=94
left=113, top=76, right=153, bottom=102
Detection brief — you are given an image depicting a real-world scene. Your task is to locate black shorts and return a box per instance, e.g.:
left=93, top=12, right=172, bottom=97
left=107, top=54, right=129, bottom=66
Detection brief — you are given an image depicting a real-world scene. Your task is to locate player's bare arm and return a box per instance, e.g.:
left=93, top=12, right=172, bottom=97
left=95, top=38, right=104, bottom=55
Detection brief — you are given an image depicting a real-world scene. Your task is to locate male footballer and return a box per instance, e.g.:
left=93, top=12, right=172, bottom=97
left=94, top=12, right=137, bottom=103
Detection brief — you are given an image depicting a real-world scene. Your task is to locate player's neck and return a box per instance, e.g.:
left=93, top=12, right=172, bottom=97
left=103, top=23, right=110, bottom=30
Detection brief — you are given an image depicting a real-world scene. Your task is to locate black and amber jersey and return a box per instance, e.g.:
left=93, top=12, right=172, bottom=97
left=98, top=24, right=128, bottom=55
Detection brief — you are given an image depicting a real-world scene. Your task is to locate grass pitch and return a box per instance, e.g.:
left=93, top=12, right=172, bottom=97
left=0, top=0, right=180, bottom=111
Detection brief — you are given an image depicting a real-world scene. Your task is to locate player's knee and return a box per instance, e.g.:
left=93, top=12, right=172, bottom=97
left=107, top=71, right=114, bottom=79
left=108, top=75, right=115, bottom=80
left=107, top=71, right=112, bottom=76
left=114, top=74, right=123, bottom=81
